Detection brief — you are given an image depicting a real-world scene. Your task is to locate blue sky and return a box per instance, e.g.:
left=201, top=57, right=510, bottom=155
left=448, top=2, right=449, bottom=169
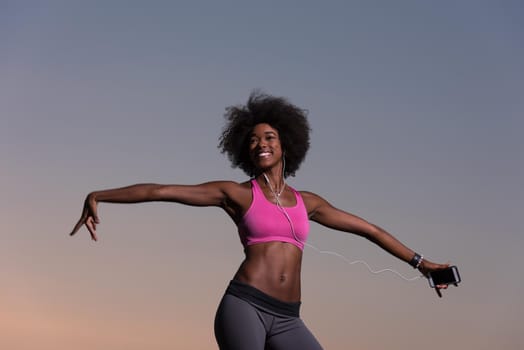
left=1, top=1, right=523, bottom=349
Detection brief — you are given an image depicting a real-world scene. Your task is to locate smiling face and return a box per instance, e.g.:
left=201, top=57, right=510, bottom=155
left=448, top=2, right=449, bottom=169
left=248, top=123, right=284, bottom=172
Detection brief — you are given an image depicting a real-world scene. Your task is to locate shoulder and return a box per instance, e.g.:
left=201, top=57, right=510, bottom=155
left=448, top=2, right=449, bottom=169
left=214, top=179, right=253, bottom=202
left=298, top=190, right=330, bottom=215
left=298, top=190, right=324, bottom=202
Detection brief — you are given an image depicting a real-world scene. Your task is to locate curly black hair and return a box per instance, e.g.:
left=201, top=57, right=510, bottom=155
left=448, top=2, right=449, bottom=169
left=218, top=91, right=311, bottom=178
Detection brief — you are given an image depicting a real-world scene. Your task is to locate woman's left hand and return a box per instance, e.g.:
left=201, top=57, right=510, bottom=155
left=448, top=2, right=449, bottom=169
left=418, top=260, right=451, bottom=298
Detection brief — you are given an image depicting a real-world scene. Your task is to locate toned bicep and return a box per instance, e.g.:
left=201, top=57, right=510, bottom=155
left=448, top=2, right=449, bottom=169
left=303, top=191, right=377, bottom=236
left=154, top=182, right=231, bottom=207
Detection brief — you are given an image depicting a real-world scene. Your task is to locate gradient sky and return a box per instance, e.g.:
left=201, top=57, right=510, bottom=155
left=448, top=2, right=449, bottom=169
left=1, top=1, right=523, bottom=349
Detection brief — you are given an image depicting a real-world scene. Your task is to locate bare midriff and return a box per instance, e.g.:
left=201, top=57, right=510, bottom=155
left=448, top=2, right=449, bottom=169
left=233, top=241, right=303, bottom=302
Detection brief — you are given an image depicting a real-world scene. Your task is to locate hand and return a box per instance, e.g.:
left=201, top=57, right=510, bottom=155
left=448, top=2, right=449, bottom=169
left=70, top=193, right=100, bottom=241
left=418, top=260, right=450, bottom=298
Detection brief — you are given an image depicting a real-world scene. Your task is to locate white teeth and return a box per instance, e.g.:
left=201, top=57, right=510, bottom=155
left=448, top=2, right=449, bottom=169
left=259, top=152, right=271, bottom=157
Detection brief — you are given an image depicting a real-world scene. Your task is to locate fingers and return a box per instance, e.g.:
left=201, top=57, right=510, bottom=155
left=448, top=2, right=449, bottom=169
left=434, top=284, right=448, bottom=298
left=70, top=218, right=84, bottom=236
left=69, top=213, right=99, bottom=241
left=70, top=206, right=89, bottom=236
left=70, top=194, right=100, bottom=240
left=86, top=216, right=98, bottom=241
left=90, top=205, right=100, bottom=224
left=69, top=215, right=99, bottom=240
left=86, top=195, right=100, bottom=224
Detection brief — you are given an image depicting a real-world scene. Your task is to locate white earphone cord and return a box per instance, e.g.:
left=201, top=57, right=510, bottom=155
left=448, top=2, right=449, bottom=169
left=263, top=173, right=422, bottom=282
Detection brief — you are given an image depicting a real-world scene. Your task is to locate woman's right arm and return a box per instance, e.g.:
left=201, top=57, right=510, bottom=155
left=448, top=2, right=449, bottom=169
left=69, top=181, right=238, bottom=241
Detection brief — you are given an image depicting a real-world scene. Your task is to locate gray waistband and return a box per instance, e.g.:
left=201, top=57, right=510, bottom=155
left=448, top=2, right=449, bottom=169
left=225, top=279, right=301, bottom=317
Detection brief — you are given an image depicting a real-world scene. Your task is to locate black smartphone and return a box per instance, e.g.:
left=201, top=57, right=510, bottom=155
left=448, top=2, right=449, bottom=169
left=428, top=266, right=461, bottom=288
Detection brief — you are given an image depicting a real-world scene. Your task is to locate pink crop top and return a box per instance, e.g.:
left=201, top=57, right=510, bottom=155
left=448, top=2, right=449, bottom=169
left=237, top=179, right=310, bottom=250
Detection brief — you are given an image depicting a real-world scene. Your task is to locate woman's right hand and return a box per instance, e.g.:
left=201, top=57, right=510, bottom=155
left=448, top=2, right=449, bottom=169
left=70, top=193, right=100, bottom=241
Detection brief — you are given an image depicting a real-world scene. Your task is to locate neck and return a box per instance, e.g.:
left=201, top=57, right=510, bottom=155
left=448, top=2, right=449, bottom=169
left=261, top=169, right=286, bottom=197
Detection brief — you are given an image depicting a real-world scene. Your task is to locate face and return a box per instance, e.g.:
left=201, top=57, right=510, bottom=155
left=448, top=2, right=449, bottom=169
left=248, top=123, right=283, bottom=171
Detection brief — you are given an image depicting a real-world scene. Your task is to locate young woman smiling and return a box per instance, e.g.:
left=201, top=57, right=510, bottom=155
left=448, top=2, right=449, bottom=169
left=70, top=91, right=450, bottom=350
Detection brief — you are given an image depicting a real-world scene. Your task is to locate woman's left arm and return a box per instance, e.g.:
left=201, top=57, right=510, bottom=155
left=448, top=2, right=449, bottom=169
left=301, top=191, right=449, bottom=279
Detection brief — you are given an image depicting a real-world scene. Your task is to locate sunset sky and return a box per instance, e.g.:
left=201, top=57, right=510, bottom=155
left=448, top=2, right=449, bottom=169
left=2, top=1, right=523, bottom=349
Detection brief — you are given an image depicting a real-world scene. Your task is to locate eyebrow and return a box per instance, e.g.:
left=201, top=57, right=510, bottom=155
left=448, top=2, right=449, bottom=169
left=251, top=131, right=278, bottom=136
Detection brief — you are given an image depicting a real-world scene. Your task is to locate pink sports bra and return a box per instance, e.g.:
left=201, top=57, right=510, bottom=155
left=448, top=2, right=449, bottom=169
left=237, top=179, right=310, bottom=250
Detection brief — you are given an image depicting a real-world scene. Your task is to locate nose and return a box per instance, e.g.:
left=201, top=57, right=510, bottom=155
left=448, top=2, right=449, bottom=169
left=252, top=139, right=267, bottom=150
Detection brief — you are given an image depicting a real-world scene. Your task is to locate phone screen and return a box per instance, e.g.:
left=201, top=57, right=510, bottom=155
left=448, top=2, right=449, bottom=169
left=428, top=266, right=461, bottom=287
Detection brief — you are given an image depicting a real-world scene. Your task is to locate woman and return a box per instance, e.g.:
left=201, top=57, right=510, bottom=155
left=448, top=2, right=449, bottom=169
left=70, top=91, right=449, bottom=349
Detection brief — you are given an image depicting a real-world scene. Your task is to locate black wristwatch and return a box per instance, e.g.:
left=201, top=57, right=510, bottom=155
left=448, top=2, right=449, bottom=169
left=409, top=253, right=423, bottom=269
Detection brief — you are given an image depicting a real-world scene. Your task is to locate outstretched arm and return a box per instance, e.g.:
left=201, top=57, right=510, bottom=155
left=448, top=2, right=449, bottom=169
left=70, top=181, right=239, bottom=241
left=302, top=191, right=450, bottom=295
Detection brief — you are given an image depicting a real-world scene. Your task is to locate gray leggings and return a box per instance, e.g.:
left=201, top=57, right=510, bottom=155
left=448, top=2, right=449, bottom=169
left=214, top=281, right=323, bottom=350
